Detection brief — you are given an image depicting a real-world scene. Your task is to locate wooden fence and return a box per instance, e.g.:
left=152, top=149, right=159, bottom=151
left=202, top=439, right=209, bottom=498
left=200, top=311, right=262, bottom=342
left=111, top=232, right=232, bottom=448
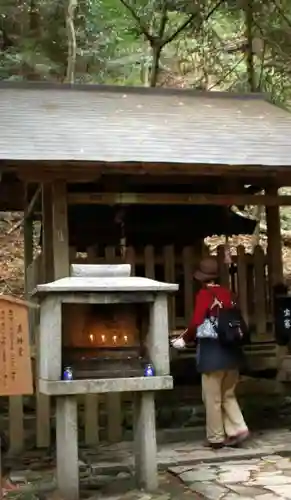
left=5, top=244, right=276, bottom=454
left=68, top=243, right=273, bottom=340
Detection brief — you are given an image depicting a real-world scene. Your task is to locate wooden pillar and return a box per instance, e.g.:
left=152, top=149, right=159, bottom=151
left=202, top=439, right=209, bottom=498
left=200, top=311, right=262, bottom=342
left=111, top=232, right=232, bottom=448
left=265, top=186, right=285, bottom=362
left=24, top=199, right=34, bottom=349
left=36, top=181, right=70, bottom=448
left=42, top=184, right=54, bottom=283
left=24, top=186, right=33, bottom=295
left=36, top=181, right=69, bottom=450
left=52, top=180, right=70, bottom=279
left=9, top=188, right=33, bottom=454
left=265, top=185, right=283, bottom=288
left=35, top=184, right=55, bottom=449
left=9, top=397, right=24, bottom=455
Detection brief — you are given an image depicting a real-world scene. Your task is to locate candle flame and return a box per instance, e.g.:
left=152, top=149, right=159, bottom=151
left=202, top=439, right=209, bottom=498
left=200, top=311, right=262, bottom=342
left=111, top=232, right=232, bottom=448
left=123, top=335, right=128, bottom=343
left=113, top=335, right=117, bottom=344
left=89, top=334, right=94, bottom=343
left=101, top=334, right=106, bottom=343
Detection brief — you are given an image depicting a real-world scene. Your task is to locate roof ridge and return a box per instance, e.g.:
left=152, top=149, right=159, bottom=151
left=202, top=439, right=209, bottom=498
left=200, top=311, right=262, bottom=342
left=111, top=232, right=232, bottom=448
left=0, top=81, right=267, bottom=101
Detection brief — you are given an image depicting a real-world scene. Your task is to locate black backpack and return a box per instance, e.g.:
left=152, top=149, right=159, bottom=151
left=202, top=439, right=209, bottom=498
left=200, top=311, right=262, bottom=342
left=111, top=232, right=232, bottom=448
left=208, top=291, right=248, bottom=347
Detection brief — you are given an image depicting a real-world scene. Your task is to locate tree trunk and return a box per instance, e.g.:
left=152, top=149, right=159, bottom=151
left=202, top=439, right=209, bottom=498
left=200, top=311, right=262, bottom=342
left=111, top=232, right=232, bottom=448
left=29, top=0, right=40, bottom=33
left=150, top=44, right=162, bottom=87
left=245, top=0, right=256, bottom=91
left=140, top=45, right=151, bottom=86
left=65, top=0, right=78, bottom=84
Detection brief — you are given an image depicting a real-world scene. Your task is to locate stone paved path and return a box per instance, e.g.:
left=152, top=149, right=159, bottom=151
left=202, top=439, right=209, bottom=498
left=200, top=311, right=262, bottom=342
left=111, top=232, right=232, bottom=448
left=78, top=429, right=291, bottom=474
left=7, top=428, right=291, bottom=478
left=169, top=455, right=291, bottom=500
left=7, top=469, right=193, bottom=500
left=6, top=429, right=291, bottom=499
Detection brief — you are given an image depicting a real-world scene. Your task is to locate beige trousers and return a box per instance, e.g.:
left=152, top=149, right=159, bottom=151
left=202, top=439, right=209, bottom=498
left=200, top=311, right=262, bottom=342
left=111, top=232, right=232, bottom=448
left=202, top=370, right=248, bottom=444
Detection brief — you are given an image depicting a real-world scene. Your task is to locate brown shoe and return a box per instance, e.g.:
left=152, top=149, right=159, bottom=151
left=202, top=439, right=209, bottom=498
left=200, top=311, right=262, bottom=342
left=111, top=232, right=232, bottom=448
left=203, top=441, right=225, bottom=450
left=225, top=430, right=250, bottom=447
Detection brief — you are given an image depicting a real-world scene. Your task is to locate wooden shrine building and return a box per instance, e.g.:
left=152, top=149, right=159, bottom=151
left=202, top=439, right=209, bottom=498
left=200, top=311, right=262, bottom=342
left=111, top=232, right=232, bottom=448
left=1, top=82, right=291, bottom=451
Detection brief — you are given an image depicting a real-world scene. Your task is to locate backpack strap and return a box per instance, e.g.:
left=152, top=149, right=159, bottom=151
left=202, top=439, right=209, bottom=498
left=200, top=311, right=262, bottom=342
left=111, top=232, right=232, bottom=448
left=207, top=286, right=238, bottom=309
left=206, top=286, right=223, bottom=311
left=205, top=288, right=223, bottom=329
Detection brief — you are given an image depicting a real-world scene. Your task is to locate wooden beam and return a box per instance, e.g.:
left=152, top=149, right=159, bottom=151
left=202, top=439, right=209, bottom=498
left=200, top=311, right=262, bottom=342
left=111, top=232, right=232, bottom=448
left=5, top=158, right=291, bottom=183
left=68, top=192, right=291, bottom=206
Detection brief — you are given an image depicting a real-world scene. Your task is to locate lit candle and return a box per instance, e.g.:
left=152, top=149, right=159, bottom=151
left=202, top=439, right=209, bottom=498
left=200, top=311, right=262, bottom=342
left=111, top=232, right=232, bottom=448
left=101, top=334, right=106, bottom=343
left=113, top=335, right=117, bottom=344
left=89, top=334, right=94, bottom=343
left=123, top=335, right=128, bottom=344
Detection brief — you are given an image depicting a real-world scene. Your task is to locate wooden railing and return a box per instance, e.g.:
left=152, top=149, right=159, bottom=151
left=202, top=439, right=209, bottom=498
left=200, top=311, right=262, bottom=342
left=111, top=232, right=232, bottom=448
left=6, top=243, right=275, bottom=453
left=215, top=245, right=272, bottom=342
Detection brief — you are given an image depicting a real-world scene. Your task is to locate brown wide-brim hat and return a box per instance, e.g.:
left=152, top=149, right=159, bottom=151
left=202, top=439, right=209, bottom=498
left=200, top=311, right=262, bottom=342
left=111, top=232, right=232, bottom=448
left=194, top=257, right=218, bottom=282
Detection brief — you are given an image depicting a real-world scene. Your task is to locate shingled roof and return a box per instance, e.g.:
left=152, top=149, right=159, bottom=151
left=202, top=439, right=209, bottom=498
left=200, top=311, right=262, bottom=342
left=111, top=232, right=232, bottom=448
left=0, top=82, right=290, bottom=166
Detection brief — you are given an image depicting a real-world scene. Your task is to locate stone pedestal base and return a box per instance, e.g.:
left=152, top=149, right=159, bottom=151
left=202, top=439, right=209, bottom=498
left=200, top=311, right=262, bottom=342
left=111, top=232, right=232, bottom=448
left=55, top=391, right=159, bottom=499
left=56, top=396, right=79, bottom=500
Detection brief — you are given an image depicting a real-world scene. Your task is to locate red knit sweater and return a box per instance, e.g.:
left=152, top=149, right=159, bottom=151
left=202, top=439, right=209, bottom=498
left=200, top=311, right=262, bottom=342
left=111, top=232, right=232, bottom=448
left=185, top=285, right=233, bottom=342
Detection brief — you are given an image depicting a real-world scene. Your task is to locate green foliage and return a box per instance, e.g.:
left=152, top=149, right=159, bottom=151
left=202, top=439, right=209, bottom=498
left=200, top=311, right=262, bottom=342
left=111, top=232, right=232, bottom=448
left=1, top=0, right=291, bottom=101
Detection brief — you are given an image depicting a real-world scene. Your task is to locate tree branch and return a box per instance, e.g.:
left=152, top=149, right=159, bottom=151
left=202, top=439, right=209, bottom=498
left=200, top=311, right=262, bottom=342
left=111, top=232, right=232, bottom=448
left=208, top=55, right=245, bottom=90
left=119, top=0, right=224, bottom=87
left=158, top=1, right=168, bottom=39
left=118, top=0, right=154, bottom=42
left=272, top=0, right=291, bottom=29
left=208, top=26, right=244, bottom=83
left=163, top=0, right=225, bottom=48
left=257, top=40, right=267, bottom=90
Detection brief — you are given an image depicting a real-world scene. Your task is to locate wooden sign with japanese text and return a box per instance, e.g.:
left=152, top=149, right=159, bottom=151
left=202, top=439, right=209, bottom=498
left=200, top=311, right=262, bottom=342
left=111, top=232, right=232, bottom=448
left=0, top=296, right=33, bottom=396
left=274, top=294, right=291, bottom=346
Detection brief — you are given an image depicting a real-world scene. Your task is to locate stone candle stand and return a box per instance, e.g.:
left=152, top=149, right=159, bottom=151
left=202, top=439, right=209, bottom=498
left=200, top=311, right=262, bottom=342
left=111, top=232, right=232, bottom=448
left=33, top=264, right=178, bottom=500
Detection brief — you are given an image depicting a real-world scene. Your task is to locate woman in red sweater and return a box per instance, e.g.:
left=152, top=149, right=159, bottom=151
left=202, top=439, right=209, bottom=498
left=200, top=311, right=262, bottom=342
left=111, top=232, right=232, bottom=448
left=173, top=257, right=249, bottom=449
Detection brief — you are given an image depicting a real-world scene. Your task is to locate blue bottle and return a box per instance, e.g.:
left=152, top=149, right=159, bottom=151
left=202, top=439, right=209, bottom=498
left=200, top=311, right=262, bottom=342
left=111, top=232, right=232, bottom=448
left=144, top=363, right=155, bottom=377
left=63, top=366, right=74, bottom=381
